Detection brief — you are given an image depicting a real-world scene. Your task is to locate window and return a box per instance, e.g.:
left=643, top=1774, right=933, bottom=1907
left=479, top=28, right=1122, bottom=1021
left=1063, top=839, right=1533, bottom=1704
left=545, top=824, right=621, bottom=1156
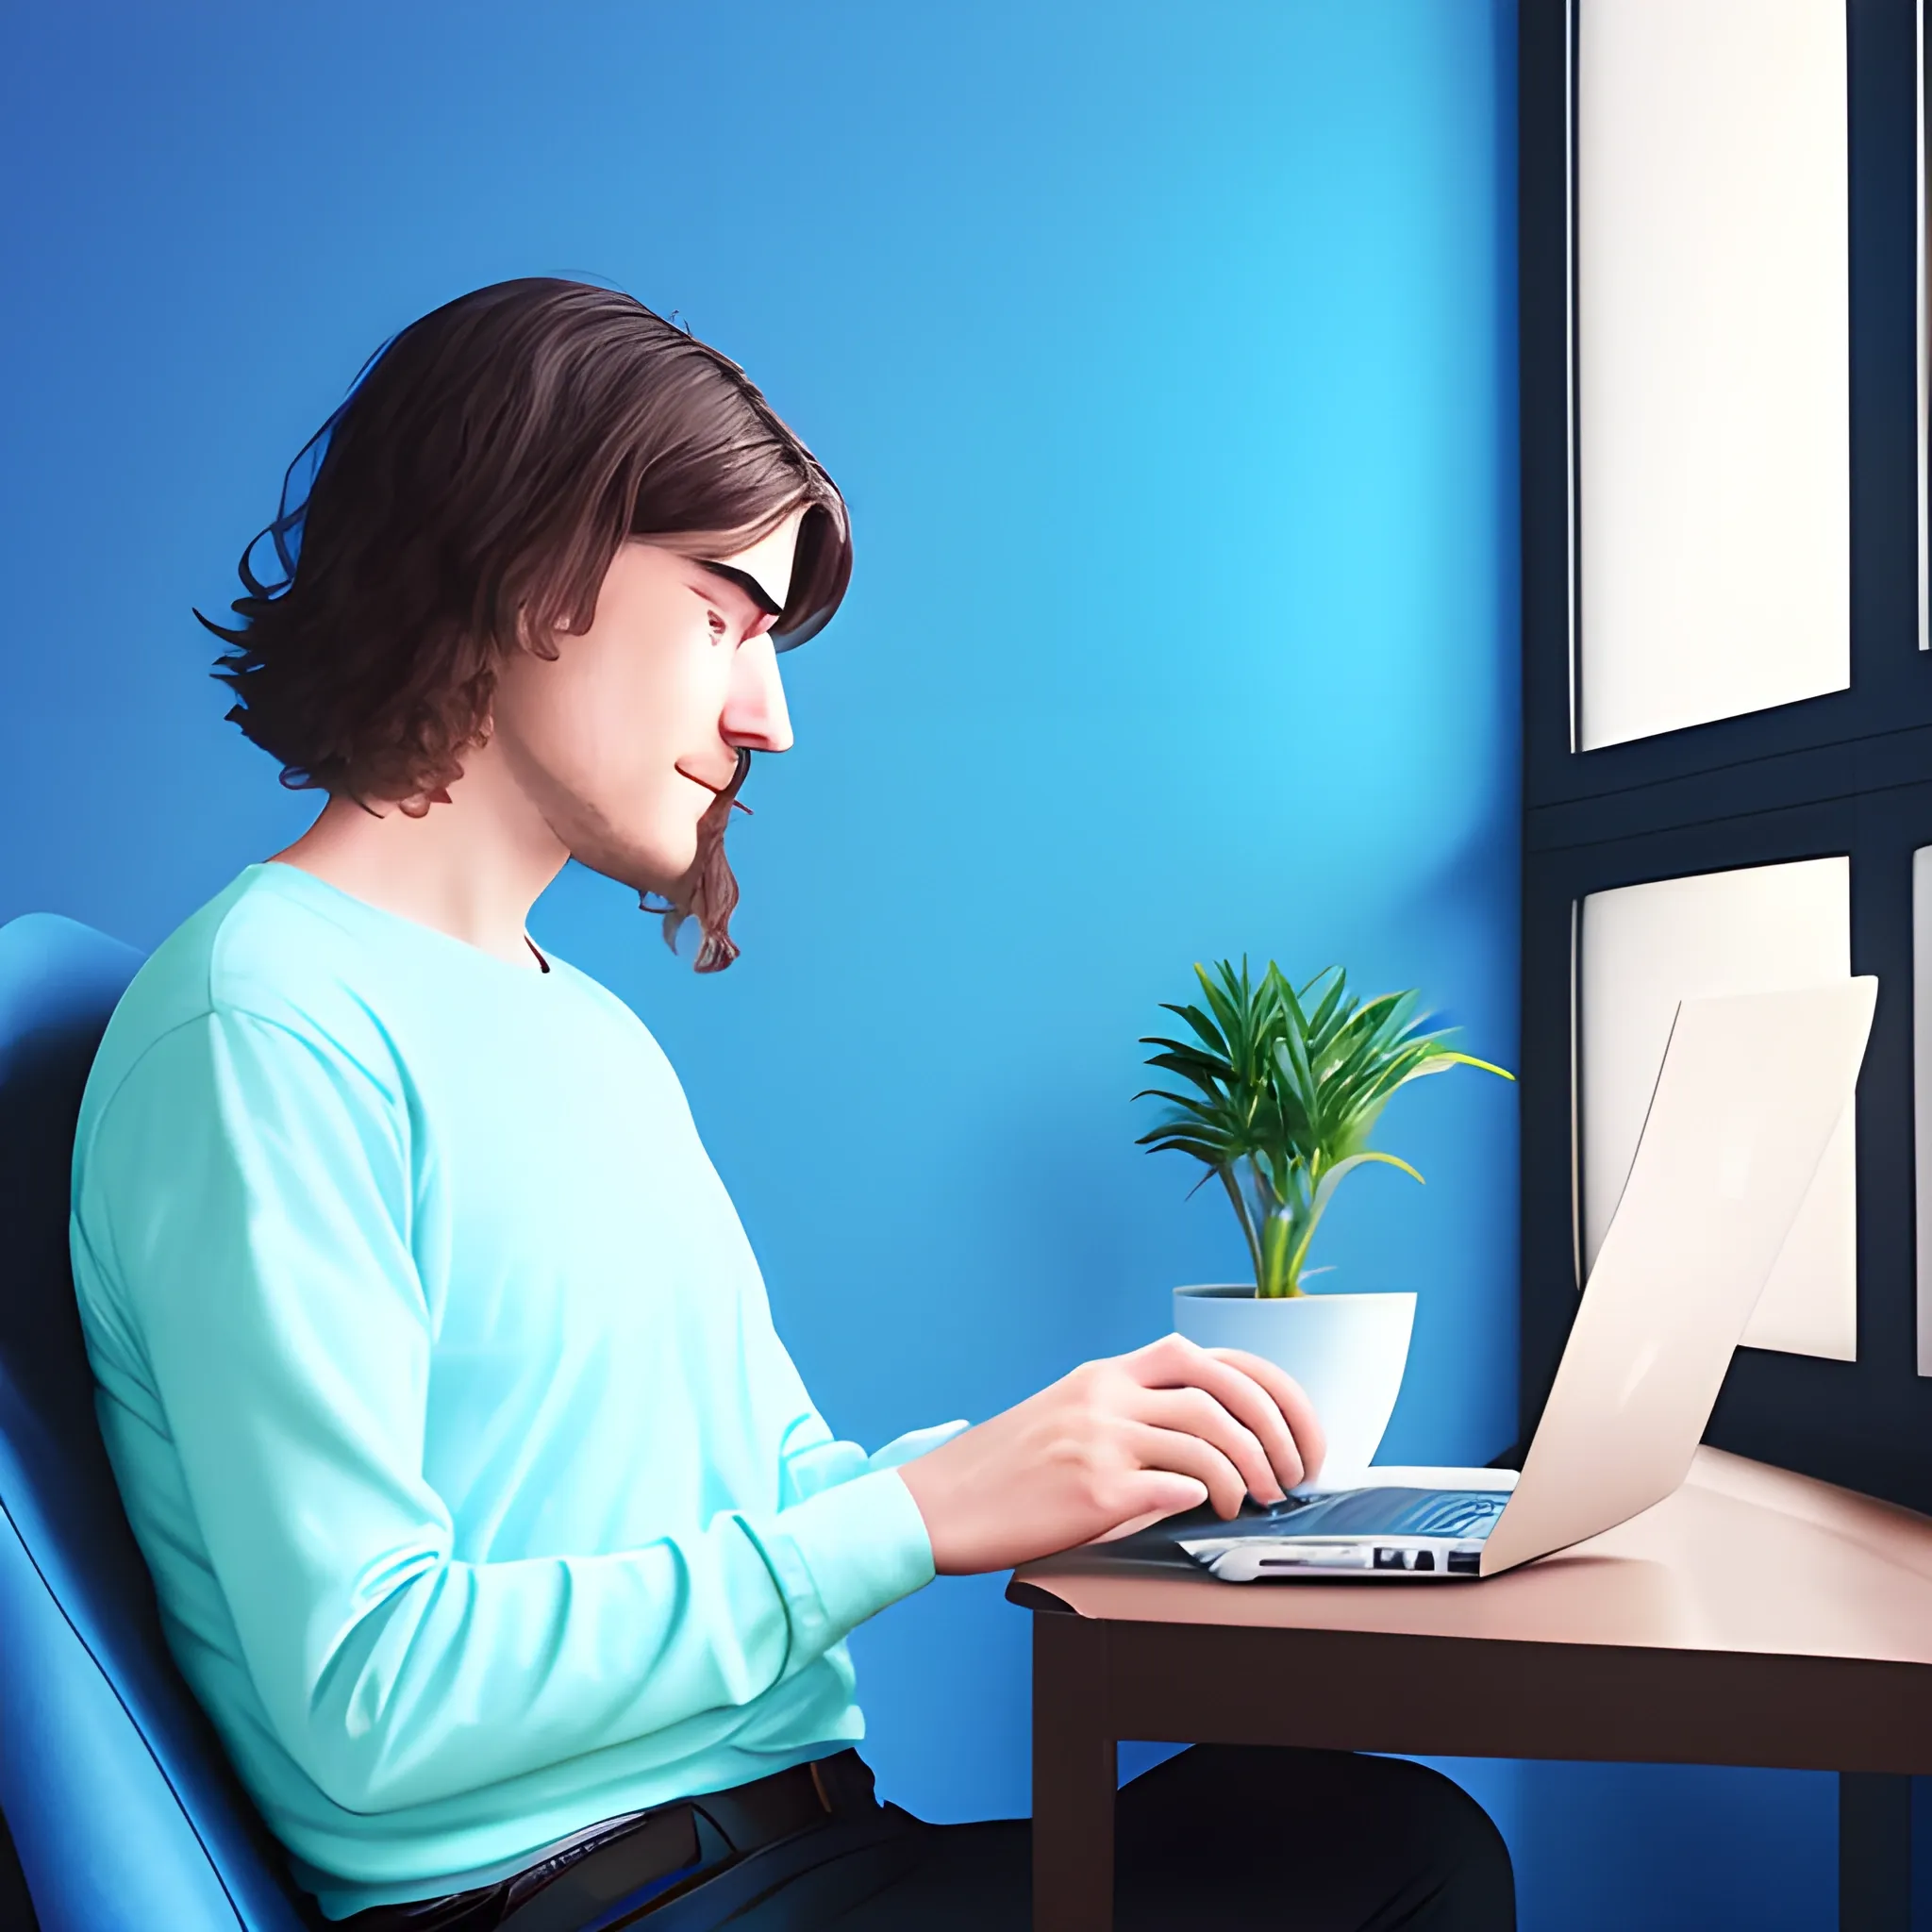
left=1576, top=0, right=1851, bottom=751
left=1580, top=860, right=1857, bottom=1361
left=1519, top=0, right=1932, bottom=1508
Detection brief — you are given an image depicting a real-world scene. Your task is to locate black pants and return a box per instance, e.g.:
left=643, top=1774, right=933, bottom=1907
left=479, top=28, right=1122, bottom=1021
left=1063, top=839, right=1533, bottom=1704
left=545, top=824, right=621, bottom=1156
left=600, top=1746, right=1513, bottom=1930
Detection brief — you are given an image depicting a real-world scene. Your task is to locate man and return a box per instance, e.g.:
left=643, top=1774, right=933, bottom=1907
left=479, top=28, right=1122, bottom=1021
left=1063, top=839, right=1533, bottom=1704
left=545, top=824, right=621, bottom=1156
left=70, top=279, right=1513, bottom=1928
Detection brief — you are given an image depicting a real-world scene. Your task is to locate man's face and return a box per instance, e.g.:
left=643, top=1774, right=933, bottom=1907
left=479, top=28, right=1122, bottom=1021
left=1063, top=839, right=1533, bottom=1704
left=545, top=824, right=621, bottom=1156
left=487, top=509, right=802, bottom=900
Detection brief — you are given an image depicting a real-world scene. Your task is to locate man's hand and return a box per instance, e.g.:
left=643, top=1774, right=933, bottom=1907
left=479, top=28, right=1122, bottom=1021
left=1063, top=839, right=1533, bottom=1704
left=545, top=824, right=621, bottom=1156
left=895, top=1334, right=1325, bottom=1575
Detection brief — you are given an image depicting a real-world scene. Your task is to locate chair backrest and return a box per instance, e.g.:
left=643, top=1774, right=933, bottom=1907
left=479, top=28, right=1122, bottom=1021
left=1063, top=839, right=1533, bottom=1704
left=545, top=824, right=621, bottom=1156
left=0, top=912, right=318, bottom=1932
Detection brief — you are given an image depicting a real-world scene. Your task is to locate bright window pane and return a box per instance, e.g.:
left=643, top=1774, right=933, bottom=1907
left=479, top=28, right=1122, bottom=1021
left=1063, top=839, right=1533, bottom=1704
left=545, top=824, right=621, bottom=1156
left=1913, top=849, right=1932, bottom=1374
left=1580, top=859, right=1855, bottom=1359
left=1577, top=0, right=1850, bottom=749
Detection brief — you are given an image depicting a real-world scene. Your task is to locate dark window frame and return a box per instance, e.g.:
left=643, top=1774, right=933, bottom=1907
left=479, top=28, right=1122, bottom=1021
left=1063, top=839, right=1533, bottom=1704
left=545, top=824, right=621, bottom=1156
left=1518, top=0, right=1932, bottom=1509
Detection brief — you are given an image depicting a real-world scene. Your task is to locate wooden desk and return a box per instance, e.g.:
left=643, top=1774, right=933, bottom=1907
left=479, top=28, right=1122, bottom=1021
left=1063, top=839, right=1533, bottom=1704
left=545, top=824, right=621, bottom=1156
left=1008, top=1448, right=1932, bottom=1931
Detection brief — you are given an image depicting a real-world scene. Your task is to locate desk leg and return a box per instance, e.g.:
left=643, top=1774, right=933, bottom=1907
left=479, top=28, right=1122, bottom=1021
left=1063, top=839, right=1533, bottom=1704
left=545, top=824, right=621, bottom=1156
left=1840, top=1773, right=1910, bottom=1932
left=1032, top=1613, right=1115, bottom=1932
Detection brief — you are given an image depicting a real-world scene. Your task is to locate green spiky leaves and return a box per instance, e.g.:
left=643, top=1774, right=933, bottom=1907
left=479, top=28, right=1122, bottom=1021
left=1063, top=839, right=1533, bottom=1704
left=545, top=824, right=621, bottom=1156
left=1135, top=960, right=1512, bottom=1298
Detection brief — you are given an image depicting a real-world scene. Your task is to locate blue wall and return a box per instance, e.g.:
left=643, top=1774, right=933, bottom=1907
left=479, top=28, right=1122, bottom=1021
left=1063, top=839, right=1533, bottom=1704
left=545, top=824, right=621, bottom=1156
left=0, top=3, right=1845, bottom=1925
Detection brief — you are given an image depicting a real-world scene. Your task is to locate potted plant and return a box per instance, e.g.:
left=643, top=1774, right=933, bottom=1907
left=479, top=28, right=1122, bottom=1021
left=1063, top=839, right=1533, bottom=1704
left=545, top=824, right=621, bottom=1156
left=1136, top=958, right=1512, bottom=1481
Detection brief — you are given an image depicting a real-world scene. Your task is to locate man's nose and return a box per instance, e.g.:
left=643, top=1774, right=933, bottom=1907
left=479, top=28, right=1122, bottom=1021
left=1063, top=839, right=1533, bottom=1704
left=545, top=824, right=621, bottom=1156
left=722, top=634, right=794, bottom=754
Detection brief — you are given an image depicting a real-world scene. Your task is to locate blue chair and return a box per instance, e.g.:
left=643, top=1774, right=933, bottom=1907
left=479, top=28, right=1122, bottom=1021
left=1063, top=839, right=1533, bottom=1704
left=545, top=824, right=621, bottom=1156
left=0, top=912, right=321, bottom=1931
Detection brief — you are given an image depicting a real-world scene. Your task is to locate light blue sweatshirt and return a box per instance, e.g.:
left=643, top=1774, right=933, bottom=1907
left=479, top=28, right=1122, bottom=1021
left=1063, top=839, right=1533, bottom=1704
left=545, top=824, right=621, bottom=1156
left=68, top=862, right=961, bottom=1919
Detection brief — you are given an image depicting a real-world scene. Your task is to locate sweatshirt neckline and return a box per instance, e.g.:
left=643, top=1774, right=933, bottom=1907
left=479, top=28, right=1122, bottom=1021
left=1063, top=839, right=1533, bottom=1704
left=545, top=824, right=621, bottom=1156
left=250, top=862, right=557, bottom=983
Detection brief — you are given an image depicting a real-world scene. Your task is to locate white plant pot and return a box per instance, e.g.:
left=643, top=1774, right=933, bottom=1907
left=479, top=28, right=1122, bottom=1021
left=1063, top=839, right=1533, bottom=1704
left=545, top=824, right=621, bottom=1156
left=1172, top=1284, right=1417, bottom=1486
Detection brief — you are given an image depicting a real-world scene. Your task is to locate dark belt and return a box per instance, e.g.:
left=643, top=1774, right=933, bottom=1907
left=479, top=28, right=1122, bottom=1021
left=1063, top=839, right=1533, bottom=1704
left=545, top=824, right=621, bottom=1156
left=344, top=1750, right=874, bottom=1932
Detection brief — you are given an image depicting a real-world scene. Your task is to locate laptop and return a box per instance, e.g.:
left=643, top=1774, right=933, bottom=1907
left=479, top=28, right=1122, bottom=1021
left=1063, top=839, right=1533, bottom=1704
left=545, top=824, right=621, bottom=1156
left=1168, top=978, right=1877, bottom=1583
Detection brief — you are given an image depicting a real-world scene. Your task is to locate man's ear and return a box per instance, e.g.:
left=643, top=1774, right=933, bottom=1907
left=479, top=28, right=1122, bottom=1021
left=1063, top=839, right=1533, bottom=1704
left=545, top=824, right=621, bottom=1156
left=510, top=604, right=575, bottom=660
left=396, top=784, right=456, bottom=820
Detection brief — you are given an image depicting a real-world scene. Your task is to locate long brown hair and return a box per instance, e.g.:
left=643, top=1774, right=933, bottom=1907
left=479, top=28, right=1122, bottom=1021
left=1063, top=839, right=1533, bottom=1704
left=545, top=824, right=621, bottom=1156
left=199, top=277, right=852, bottom=969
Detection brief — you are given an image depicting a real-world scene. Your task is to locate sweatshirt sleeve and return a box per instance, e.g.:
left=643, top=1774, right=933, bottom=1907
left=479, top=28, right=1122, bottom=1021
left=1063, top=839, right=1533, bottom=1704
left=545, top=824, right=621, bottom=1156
left=74, top=1004, right=936, bottom=1817
left=777, top=1421, right=972, bottom=1507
